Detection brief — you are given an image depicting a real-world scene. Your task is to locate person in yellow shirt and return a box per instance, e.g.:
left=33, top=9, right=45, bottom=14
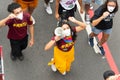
left=44, top=17, right=86, bottom=75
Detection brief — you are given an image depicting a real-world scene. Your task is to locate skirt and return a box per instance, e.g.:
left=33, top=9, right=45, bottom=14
left=48, top=46, right=75, bottom=74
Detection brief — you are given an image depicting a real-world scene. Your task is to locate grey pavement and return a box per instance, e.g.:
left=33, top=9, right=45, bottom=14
left=0, top=0, right=120, bottom=80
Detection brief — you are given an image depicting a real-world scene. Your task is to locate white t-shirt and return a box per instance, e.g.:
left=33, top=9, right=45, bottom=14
left=60, top=0, right=76, bottom=10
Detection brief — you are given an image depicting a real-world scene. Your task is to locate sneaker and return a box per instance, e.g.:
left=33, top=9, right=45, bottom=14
left=50, top=0, right=54, bottom=3
left=18, top=55, right=24, bottom=61
left=62, top=72, right=66, bottom=75
left=51, top=64, right=57, bottom=72
left=90, top=4, right=93, bottom=9
left=50, top=58, right=57, bottom=72
left=85, top=14, right=90, bottom=24
left=10, top=53, right=17, bottom=61
left=45, top=3, right=52, bottom=14
left=88, top=37, right=94, bottom=47
left=97, top=44, right=105, bottom=56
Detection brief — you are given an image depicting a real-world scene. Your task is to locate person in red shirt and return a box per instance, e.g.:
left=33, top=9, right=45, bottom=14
left=44, top=17, right=86, bottom=75
left=0, top=2, right=34, bottom=61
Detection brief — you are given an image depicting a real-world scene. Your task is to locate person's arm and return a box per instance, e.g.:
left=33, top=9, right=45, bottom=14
left=0, top=13, right=16, bottom=27
left=68, top=17, right=86, bottom=32
left=78, top=0, right=83, bottom=13
left=28, top=24, right=34, bottom=47
left=0, top=17, right=9, bottom=27
left=44, top=40, right=56, bottom=51
left=92, top=11, right=110, bottom=27
left=44, top=36, right=61, bottom=51
left=55, top=0, right=60, bottom=20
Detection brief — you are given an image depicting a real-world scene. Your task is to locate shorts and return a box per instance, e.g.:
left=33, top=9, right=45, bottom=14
left=83, top=0, right=103, bottom=5
left=16, top=0, right=38, bottom=9
left=58, top=4, right=77, bottom=20
left=92, top=27, right=112, bottom=34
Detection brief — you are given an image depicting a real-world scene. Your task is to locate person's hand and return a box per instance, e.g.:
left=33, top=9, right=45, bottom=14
left=68, top=17, right=77, bottom=23
left=8, top=13, right=16, bottom=19
left=28, top=39, right=34, bottom=47
left=102, top=11, right=110, bottom=18
left=54, top=36, right=61, bottom=41
left=80, top=9, right=83, bottom=14
left=55, top=13, right=60, bottom=20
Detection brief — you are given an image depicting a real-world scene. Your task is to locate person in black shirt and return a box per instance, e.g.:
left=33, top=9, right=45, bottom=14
left=88, top=0, right=118, bottom=56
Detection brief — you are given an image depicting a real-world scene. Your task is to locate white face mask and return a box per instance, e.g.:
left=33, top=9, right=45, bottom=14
left=16, top=12, right=23, bottom=20
left=63, top=29, right=71, bottom=36
left=107, top=6, right=115, bottom=12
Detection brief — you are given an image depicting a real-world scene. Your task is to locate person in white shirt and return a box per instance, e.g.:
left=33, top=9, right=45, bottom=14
left=55, top=0, right=83, bottom=21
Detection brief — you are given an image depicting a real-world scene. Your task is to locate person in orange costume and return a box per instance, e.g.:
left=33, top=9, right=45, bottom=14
left=13, top=0, right=38, bottom=14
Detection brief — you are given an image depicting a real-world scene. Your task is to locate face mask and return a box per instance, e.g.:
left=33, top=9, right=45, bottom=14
left=63, top=29, right=71, bottom=36
left=16, top=12, right=23, bottom=20
left=107, top=6, right=115, bottom=12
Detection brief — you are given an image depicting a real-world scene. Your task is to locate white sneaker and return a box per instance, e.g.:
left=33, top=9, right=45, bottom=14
left=50, top=0, right=54, bottom=3
left=85, top=14, right=90, bottom=24
left=62, top=72, right=66, bottom=75
left=90, top=4, right=93, bottom=9
left=45, top=3, right=52, bottom=14
left=51, top=64, right=57, bottom=72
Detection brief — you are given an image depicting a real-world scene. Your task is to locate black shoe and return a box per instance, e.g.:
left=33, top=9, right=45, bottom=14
left=18, top=55, right=24, bottom=61
left=10, top=53, right=17, bottom=61
left=88, top=37, right=94, bottom=47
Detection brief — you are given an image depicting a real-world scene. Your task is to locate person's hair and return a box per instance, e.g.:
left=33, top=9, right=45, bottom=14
left=61, top=22, right=77, bottom=41
left=7, top=2, right=21, bottom=13
left=103, top=70, right=115, bottom=80
left=101, top=0, right=119, bottom=13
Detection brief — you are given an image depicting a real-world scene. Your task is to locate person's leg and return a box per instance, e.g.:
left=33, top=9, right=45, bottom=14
left=83, top=0, right=93, bottom=24
left=28, top=0, right=38, bottom=15
left=44, top=0, right=52, bottom=14
left=21, top=35, right=28, bottom=50
left=97, top=28, right=112, bottom=56
left=10, top=39, right=21, bottom=61
left=18, top=35, right=28, bottom=61
left=96, top=32, right=109, bottom=56
left=98, top=32, right=110, bottom=46
left=57, top=4, right=65, bottom=27
left=88, top=27, right=101, bottom=47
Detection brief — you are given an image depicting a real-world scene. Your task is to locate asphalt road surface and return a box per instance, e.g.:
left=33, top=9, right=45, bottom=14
left=0, top=0, right=120, bottom=80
